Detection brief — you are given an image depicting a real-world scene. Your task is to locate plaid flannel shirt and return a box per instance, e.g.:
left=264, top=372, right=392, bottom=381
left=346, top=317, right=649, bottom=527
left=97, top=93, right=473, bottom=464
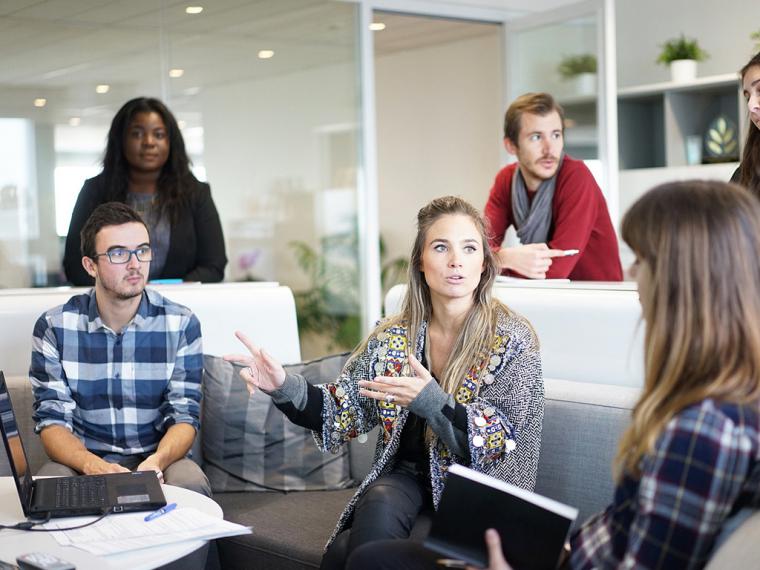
left=29, top=288, right=202, bottom=460
left=570, top=398, right=760, bottom=569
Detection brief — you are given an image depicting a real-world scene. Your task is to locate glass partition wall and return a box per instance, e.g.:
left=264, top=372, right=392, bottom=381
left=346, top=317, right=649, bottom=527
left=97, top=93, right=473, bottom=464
left=0, top=0, right=363, bottom=358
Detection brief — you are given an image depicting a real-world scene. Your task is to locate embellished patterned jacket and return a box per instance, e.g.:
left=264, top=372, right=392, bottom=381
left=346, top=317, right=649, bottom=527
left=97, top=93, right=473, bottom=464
left=274, top=306, right=544, bottom=549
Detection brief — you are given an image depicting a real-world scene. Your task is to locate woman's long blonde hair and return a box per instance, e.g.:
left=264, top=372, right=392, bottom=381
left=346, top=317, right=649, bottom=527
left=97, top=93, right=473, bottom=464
left=616, top=180, right=760, bottom=479
left=353, top=196, right=504, bottom=397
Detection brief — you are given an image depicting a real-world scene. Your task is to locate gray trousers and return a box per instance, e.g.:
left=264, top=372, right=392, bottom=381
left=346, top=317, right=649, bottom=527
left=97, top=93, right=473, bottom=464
left=37, top=456, right=212, bottom=498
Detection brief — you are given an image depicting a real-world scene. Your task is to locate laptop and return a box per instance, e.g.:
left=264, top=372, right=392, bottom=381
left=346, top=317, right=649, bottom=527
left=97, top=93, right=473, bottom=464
left=0, top=371, right=166, bottom=518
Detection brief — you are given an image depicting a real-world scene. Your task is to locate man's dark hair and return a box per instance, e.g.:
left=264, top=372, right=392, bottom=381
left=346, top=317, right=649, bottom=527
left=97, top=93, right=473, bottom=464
left=503, top=92, right=565, bottom=146
left=102, top=96, right=196, bottom=223
left=80, top=202, right=148, bottom=258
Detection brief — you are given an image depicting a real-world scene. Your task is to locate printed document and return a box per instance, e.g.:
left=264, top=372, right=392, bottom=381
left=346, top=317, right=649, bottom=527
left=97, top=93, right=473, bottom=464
left=44, top=507, right=251, bottom=556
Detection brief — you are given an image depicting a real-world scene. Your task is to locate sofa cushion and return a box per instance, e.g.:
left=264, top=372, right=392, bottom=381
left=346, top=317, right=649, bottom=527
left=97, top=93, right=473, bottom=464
left=202, top=353, right=352, bottom=492
left=3, top=374, right=47, bottom=475
left=536, top=379, right=639, bottom=526
left=215, top=488, right=356, bottom=569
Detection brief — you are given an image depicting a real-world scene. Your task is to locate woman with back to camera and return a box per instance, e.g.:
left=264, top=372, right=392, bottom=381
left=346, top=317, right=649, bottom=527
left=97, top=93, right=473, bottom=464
left=63, top=97, right=227, bottom=285
left=349, top=180, right=760, bottom=570
left=731, top=51, right=760, bottom=195
left=225, top=196, right=544, bottom=569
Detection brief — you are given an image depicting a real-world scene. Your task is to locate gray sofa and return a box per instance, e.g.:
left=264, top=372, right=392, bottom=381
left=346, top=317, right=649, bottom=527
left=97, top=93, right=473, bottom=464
left=3, top=359, right=757, bottom=569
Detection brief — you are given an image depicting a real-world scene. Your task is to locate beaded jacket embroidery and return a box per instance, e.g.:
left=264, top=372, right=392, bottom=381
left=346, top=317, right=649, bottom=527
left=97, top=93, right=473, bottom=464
left=313, top=307, right=544, bottom=550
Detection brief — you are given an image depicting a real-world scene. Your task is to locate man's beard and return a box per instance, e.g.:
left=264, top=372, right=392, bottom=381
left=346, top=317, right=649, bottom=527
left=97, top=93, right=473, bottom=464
left=104, top=271, right=145, bottom=300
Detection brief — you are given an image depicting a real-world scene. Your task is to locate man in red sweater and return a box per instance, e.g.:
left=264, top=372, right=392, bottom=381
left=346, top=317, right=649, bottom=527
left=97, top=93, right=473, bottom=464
left=484, top=93, right=622, bottom=281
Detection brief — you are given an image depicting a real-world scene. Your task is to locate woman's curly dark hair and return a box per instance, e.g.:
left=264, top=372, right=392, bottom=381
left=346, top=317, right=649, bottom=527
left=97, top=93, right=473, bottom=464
left=102, top=97, right=197, bottom=222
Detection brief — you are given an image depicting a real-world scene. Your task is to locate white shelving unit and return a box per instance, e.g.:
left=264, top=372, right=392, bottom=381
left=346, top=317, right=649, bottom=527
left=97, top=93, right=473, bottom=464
left=615, top=73, right=744, bottom=235
left=617, top=73, right=744, bottom=170
left=559, top=94, right=598, bottom=160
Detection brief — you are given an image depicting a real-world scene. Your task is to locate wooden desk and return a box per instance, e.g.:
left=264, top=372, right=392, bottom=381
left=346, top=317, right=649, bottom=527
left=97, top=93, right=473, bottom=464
left=0, top=478, right=222, bottom=569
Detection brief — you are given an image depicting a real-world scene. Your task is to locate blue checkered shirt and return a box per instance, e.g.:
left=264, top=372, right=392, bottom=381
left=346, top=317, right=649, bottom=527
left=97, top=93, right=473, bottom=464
left=29, top=288, right=203, bottom=460
left=569, top=398, right=760, bottom=569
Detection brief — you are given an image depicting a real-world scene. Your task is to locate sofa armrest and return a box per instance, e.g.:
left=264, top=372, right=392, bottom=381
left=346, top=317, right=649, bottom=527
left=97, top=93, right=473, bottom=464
left=4, top=374, right=48, bottom=475
left=706, top=509, right=760, bottom=569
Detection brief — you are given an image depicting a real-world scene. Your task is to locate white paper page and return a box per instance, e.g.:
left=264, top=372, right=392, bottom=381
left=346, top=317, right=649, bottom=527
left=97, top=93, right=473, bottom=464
left=44, top=507, right=251, bottom=555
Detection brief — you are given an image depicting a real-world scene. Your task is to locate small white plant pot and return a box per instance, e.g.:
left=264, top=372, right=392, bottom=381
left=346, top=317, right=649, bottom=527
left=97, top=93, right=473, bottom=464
left=574, top=72, right=597, bottom=95
left=669, top=59, right=697, bottom=83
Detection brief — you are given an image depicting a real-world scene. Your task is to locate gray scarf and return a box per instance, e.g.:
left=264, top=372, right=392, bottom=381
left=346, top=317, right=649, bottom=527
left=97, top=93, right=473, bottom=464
left=511, top=154, right=564, bottom=244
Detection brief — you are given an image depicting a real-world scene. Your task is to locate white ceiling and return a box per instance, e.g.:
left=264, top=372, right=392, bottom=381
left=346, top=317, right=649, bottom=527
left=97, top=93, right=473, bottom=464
left=0, top=0, right=581, bottom=127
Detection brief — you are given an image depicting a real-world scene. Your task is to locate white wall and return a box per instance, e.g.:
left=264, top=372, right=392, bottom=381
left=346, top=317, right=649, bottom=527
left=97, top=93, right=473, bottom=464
left=616, top=0, right=758, bottom=87
left=510, top=17, right=596, bottom=98
left=375, top=32, right=503, bottom=264
left=200, top=62, right=359, bottom=289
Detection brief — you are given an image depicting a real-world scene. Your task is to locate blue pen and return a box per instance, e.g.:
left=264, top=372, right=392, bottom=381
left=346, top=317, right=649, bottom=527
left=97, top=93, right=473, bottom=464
left=145, top=502, right=177, bottom=521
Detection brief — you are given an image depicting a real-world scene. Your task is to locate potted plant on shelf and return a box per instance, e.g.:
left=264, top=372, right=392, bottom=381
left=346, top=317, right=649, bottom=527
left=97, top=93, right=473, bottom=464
left=557, top=54, right=597, bottom=95
left=752, top=29, right=760, bottom=53
left=656, top=34, right=709, bottom=83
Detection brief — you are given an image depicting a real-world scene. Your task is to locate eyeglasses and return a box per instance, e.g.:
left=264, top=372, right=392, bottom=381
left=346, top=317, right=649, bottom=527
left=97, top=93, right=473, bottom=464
left=92, top=246, right=152, bottom=264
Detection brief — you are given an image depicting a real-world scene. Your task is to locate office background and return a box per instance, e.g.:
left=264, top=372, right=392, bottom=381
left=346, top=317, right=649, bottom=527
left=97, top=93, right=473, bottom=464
left=0, top=0, right=756, bottom=356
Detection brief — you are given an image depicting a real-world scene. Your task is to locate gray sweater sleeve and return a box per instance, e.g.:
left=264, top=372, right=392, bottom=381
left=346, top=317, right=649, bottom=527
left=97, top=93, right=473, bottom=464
left=266, top=373, right=309, bottom=410
left=408, top=380, right=469, bottom=458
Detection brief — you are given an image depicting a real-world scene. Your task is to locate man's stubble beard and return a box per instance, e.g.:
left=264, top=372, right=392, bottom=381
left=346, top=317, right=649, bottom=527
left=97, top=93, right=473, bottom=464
left=103, top=271, right=145, bottom=301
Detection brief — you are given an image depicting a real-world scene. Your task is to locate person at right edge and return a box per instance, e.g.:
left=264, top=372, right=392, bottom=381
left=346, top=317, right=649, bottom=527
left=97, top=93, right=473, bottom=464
left=483, top=92, right=622, bottom=281
left=731, top=51, right=760, bottom=194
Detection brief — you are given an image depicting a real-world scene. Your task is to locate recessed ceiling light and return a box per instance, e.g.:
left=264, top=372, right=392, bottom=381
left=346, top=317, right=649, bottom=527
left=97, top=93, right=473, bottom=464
left=33, top=98, right=47, bottom=108
left=178, top=120, right=187, bottom=129
left=369, top=22, right=386, bottom=31
left=95, top=84, right=110, bottom=94
left=258, top=50, right=274, bottom=59
left=69, top=117, right=81, bottom=126
left=169, top=68, right=185, bottom=78
left=185, top=6, right=203, bottom=15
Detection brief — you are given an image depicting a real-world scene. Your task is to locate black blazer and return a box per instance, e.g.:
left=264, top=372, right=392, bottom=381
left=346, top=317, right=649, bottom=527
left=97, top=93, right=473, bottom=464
left=63, top=174, right=227, bottom=285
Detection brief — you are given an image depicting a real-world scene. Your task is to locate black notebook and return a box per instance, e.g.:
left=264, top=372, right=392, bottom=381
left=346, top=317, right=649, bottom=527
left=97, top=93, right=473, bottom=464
left=425, top=464, right=578, bottom=570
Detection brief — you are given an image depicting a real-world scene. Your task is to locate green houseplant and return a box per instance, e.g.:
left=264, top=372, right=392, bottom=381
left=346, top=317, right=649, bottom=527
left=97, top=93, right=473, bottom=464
left=289, top=234, right=408, bottom=355
left=656, top=34, right=709, bottom=64
left=558, top=53, right=597, bottom=95
left=557, top=54, right=597, bottom=80
left=752, top=29, right=760, bottom=53
left=656, top=34, right=708, bottom=82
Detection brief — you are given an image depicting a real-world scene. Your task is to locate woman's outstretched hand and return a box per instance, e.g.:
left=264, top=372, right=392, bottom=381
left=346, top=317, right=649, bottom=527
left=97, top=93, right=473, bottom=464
left=224, top=330, right=286, bottom=395
left=358, top=354, right=432, bottom=407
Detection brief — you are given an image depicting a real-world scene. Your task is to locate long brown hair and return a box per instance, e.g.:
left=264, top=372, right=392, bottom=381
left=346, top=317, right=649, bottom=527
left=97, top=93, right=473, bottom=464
left=102, top=97, right=197, bottom=223
left=353, top=196, right=508, bottom=398
left=616, top=180, right=760, bottom=479
left=739, top=52, right=760, bottom=195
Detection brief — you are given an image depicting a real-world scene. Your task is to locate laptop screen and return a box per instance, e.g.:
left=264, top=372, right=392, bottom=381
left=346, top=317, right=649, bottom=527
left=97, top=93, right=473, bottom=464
left=0, top=372, right=34, bottom=510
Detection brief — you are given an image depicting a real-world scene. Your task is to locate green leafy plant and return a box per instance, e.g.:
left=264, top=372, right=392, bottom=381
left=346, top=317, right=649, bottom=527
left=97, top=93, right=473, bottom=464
left=289, top=234, right=408, bottom=351
left=752, top=29, right=760, bottom=53
left=557, top=54, right=597, bottom=80
left=656, top=34, right=709, bottom=65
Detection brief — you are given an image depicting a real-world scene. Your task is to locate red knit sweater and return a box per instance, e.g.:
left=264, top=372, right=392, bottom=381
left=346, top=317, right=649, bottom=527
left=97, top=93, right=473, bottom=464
left=484, top=156, right=623, bottom=281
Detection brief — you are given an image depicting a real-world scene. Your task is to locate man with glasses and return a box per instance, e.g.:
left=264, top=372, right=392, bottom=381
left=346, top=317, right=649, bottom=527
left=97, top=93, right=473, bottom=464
left=28, top=202, right=210, bottom=495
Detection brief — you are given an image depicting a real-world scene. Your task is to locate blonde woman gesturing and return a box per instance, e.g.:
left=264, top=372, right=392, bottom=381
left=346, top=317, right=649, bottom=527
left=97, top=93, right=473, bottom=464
left=348, top=181, right=760, bottom=570
left=225, top=196, right=544, bottom=569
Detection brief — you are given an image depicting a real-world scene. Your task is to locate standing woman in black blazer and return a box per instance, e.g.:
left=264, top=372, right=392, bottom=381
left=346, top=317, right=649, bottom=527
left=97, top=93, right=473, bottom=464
left=63, top=97, right=227, bottom=285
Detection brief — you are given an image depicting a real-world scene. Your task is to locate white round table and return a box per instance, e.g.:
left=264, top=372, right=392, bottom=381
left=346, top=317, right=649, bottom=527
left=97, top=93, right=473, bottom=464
left=0, top=478, right=222, bottom=569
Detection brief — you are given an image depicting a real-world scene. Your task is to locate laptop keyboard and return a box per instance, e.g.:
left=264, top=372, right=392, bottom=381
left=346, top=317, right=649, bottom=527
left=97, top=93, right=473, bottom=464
left=55, top=476, right=107, bottom=508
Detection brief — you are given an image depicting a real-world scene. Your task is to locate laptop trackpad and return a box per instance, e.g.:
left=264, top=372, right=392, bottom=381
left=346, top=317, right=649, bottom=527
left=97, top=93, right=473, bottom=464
left=114, top=483, right=151, bottom=504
